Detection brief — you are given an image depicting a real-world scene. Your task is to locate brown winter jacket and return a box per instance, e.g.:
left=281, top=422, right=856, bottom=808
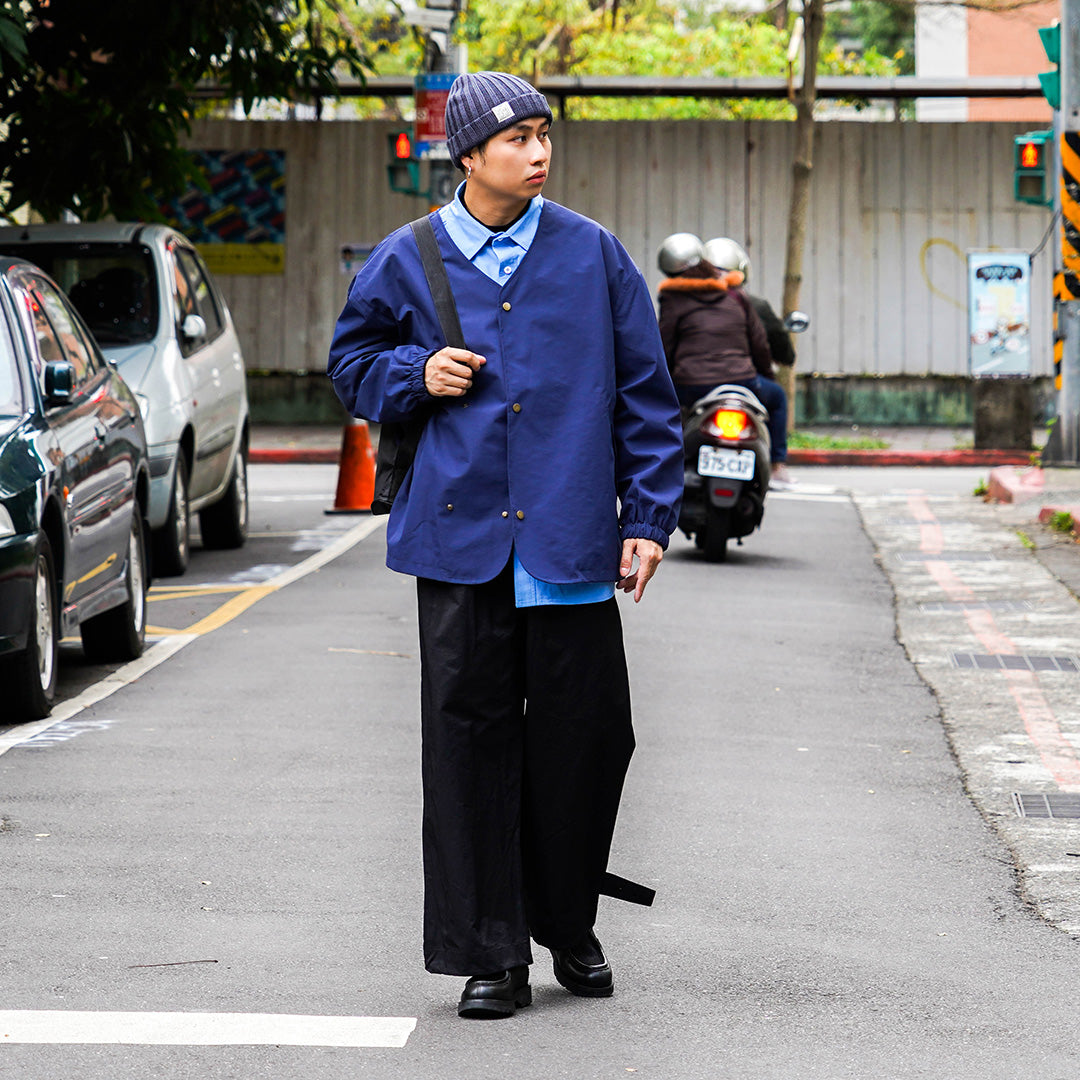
left=658, top=272, right=774, bottom=388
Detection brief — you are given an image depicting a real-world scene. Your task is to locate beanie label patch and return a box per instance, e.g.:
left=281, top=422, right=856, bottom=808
left=491, top=101, right=514, bottom=122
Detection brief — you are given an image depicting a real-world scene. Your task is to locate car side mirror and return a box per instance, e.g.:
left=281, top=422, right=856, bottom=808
left=783, top=311, right=810, bottom=334
left=44, top=360, right=75, bottom=404
left=181, top=313, right=207, bottom=342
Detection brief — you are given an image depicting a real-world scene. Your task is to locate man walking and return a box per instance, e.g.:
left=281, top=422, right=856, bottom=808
left=328, top=71, right=682, bottom=1019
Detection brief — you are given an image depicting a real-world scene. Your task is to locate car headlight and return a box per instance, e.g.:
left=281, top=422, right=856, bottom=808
left=0, top=503, right=15, bottom=539
left=135, top=393, right=152, bottom=422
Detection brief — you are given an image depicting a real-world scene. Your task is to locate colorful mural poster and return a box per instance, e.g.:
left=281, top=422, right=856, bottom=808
left=158, top=150, right=285, bottom=275
left=967, top=251, right=1032, bottom=378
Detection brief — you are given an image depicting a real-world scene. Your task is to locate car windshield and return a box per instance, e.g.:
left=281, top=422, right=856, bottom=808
left=0, top=316, right=24, bottom=415
left=0, top=243, right=158, bottom=347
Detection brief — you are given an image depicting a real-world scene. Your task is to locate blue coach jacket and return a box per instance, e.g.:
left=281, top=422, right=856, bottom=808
left=327, top=200, right=683, bottom=586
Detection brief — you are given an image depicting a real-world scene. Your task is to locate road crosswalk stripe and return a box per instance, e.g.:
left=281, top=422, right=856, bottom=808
left=0, top=1010, right=416, bottom=1047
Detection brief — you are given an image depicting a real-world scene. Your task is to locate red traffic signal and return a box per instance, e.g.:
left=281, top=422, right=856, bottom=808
left=1020, top=140, right=1041, bottom=169
left=394, top=131, right=413, bottom=160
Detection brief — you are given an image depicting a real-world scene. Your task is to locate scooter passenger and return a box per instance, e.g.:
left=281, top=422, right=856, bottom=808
left=656, top=233, right=793, bottom=488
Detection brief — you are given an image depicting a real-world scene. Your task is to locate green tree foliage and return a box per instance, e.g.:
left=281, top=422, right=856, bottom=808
left=829, top=1, right=914, bottom=75
left=351, top=0, right=899, bottom=121
left=0, top=1, right=371, bottom=221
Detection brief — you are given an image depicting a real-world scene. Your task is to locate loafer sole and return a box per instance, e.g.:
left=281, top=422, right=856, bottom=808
left=458, top=984, right=532, bottom=1019
left=553, top=969, right=614, bottom=998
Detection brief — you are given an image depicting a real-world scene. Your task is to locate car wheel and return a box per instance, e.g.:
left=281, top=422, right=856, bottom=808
left=199, top=444, right=248, bottom=550
left=4, top=532, right=59, bottom=721
left=153, top=454, right=190, bottom=576
left=80, top=508, right=148, bottom=663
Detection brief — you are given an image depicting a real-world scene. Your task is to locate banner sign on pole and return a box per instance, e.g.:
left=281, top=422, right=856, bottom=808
left=967, top=250, right=1033, bottom=377
left=415, top=73, right=458, bottom=159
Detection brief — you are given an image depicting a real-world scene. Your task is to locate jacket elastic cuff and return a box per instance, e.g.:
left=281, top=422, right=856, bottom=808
left=619, top=523, right=670, bottom=550
left=408, top=350, right=437, bottom=402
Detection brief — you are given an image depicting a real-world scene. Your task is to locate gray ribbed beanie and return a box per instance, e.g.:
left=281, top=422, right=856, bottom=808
left=445, top=71, right=553, bottom=164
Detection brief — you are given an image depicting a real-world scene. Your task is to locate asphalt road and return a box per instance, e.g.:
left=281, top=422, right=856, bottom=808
left=3, top=464, right=1080, bottom=1078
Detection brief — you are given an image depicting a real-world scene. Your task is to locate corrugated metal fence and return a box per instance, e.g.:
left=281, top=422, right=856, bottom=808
left=189, top=118, right=1052, bottom=378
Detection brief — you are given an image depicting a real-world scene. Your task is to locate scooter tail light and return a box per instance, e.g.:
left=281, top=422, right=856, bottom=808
left=704, top=407, right=753, bottom=442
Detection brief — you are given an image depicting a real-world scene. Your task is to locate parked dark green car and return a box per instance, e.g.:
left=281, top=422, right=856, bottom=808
left=0, top=257, right=151, bottom=722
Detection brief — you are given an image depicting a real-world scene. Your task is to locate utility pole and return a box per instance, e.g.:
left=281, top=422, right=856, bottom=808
left=418, top=0, right=464, bottom=209
left=1043, top=0, right=1080, bottom=464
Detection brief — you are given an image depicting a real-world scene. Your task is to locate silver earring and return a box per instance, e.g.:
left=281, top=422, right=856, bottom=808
left=466, top=165, right=472, bottom=179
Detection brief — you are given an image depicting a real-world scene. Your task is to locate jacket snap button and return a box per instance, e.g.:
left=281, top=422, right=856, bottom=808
left=501, top=511, right=508, bottom=518
left=502, top=302, right=511, bottom=311
left=516, top=510, right=525, bottom=520
left=512, top=402, right=521, bottom=413
left=447, top=504, right=454, bottom=511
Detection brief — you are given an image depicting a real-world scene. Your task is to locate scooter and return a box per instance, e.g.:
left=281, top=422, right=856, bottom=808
left=679, top=383, right=771, bottom=562
left=677, top=311, right=810, bottom=562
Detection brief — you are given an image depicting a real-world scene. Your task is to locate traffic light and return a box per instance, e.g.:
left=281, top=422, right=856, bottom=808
left=1038, top=23, right=1061, bottom=110
left=387, top=129, right=424, bottom=197
left=1014, top=130, right=1053, bottom=207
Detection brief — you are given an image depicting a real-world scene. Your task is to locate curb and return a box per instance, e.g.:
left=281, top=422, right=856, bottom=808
left=986, top=465, right=1046, bottom=505
left=250, top=447, right=340, bottom=464
left=1038, top=504, right=1080, bottom=534
left=786, top=448, right=1036, bottom=467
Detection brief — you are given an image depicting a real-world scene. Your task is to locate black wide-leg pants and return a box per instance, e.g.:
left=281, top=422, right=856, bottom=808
left=416, top=564, right=635, bottom=976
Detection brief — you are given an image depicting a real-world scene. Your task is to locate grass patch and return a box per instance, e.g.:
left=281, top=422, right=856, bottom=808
left=1017, top=530, right=1036, bottom=550
left=973, top=478, right=989, bottom=497
left=1048, top=510, right=1076, bottom=534
left=788, top=431, right=891, bottom=451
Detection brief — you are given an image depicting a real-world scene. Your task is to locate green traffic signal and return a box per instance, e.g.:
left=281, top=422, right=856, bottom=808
left=1038, top=24, right=1061, bottom=110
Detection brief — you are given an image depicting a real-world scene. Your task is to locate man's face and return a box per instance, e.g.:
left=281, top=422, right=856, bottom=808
left=461, top=118, right=551, bottom=203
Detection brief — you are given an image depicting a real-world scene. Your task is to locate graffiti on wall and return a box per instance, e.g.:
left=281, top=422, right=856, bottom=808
left=158, top=150, right=285, bottom=275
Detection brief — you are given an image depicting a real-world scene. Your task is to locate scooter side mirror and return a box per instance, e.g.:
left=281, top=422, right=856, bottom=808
left=784, top=311, right=810, bottom=334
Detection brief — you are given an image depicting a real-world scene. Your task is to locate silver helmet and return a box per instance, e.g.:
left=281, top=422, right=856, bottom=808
left=657, top=233, right=705, bottom=276
left=703, top=237, right=751, bottom=281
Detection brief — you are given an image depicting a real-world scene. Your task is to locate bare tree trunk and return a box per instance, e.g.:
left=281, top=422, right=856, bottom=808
left=778, top=0, right=824, bottom=429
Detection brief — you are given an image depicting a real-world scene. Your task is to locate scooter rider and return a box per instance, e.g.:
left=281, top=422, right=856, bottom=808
left=701, top=238, right=794, bottom=487
left=656, top=233, right=793, bottom=488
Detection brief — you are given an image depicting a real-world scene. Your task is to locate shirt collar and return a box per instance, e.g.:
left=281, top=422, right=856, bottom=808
left=444, top=181, right=544, bottom=259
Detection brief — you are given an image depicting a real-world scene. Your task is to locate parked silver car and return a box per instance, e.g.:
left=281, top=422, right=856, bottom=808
left=0, top=223, right=250, bottom=576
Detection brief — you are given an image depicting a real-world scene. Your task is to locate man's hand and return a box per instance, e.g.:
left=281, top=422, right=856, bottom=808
left=425, top=347, right=486, bottom=397
left=616, top=538, right=664, bottom=603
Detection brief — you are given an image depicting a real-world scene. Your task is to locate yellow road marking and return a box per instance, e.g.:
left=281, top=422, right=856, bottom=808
left=140, top=518, right=386, bottom=639
left=149, top=585, right=252, bottom=601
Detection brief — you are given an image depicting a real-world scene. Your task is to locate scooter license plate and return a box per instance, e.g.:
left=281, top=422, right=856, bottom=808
left=698, top=446, right=755, bottom=480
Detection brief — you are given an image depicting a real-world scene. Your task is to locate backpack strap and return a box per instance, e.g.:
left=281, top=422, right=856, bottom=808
left=410, top=215, right=465, bottom=350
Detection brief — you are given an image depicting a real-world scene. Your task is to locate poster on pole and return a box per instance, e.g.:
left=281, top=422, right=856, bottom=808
left=414, top=72, right=458, bottom=159
left=967, top=250, right=1032, bottom=377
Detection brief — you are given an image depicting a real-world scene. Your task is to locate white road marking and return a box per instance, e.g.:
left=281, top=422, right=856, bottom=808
left=0, top=635, right=196, bottom=758
left=769, top=489, right=851, bottom=504
left=0, top=517, right=385, bottom=756
left=0, top=1010, right=416, bottom=1047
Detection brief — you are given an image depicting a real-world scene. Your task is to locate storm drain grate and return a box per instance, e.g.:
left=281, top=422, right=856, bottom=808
left=920, top=600, right=1034, bottom=614
left=952, top=652, right=1080, bottom=672
left=895, top=551, right=1001, bottom=562
left=1013, top=793, right=1080, bottom=819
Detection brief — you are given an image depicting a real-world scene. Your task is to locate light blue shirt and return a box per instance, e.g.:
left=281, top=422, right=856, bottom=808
left=438, top=183, right=616, bottom=609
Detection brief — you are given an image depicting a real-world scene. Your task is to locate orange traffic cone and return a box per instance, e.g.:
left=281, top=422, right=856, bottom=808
left=325, top=417, right=376, bottom=514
